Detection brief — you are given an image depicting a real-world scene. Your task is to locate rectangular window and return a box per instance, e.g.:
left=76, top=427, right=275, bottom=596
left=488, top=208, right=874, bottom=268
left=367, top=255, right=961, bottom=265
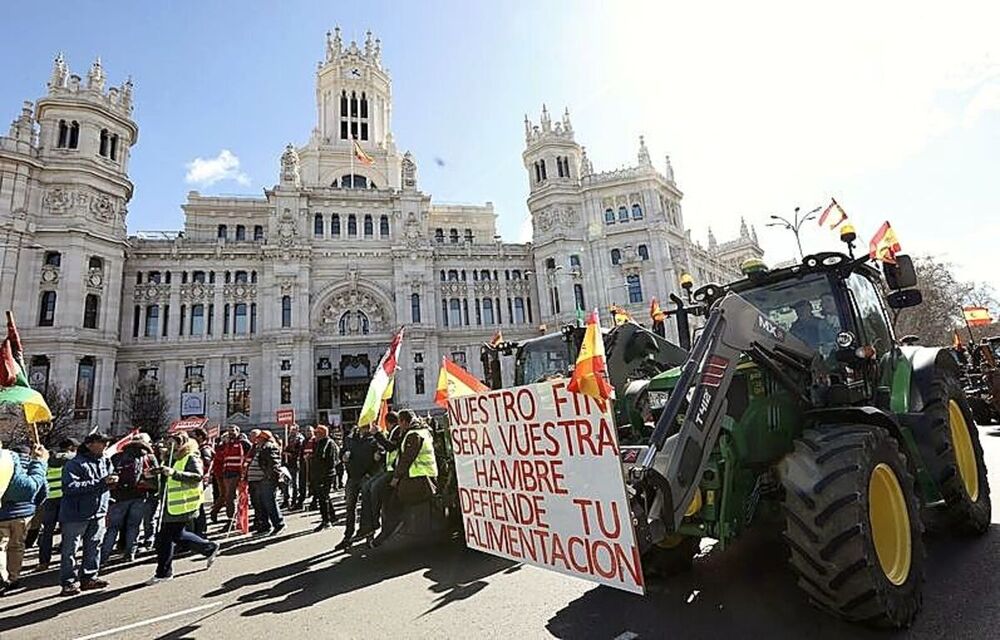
left=514, top=297, right=526, bottom=324
left=207, top=304, right=214, bottom=335
left=451, top=351, right=467, bottom=366
left=223, top=304, right=230, bottom=335
left=226, top=379, right=250, bottom=417
left=441, top=299, right=449, bottom=327
left=250, top=303, right=257, bottom=334
left=229, top=363, right=248, bottom=377
left=82, top=295, right=99, bottom=329
left=179, top=304, right=186, bottom=336
left=627, top=274, right=643, bottom=303
left=145, top=305, right=159, bottom=337
left=280, top=376, right=292, bottom=405
left=234, top=303, right=248, bottom=335
left=449, top=299, right=462, bottom=327
left=413, top=351, right=424, bottom=364
left=38, top=291, right=57, bottom=327
left=162, top=305, right=170, bottom=337
left=414, top=369, right=425, bottom=395
left=190, top=304, right=205, bottom=335
left=317, top=375, right=333, bottom=410
left=74, top=357, right=96, bottom=420
left=132, top=305, right=141, bottom=337
left=281, top=296, right=292, bottom=328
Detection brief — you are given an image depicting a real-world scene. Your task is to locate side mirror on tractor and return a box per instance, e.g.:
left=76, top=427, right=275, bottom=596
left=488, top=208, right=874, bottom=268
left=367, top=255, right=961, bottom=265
left=884, top=254, right=917, bottom=290
left=887, top=289, right=923, bottom=309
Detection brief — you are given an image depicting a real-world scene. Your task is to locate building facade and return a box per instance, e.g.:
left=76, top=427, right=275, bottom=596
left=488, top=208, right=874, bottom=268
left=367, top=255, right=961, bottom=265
left=0, top=30, right=761, bottom=432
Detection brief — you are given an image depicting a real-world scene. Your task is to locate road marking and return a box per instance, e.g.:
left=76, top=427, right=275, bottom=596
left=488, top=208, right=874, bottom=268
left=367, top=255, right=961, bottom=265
left=72, top=601, right=223, bottom=640
left=613, top=632, right=639, bottom=640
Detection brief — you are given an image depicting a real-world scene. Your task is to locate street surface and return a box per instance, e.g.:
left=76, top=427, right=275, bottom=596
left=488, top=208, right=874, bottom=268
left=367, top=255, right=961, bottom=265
left=5, top=427, right=1000, bottom=640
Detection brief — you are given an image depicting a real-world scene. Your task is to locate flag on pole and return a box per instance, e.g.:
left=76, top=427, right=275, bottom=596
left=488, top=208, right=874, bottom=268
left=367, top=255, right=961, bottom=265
left=105, top=428, right=140, bottom=458
left=868, top=221, right=901, bottom=264
left=235, top=478, right=250, bottom=534
left=567, top=310, right=615, bottom=404
left=964, top=306, right=993, bottom=327
left=487, top=330, right=503, bottom=348
left=434, top=357, right=490, bottom=408
left=0, top=311, right=51, bottom=424
left=376, top=378, right=394, bottom=431
left=352, top=139, right=374, bottom=166
left=818, top=198, right=848, bottom=229
left=649, top=297, right=666, bottom=323
left=610, top=304, right=631, bottom=326
left=953, top=330, right=963, bottom=348
left=358, top=327, right=404, bottom=426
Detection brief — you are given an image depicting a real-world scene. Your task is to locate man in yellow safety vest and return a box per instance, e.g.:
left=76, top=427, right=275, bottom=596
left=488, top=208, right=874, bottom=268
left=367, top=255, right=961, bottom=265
left=35, top=438, right=77, bottom=571
left=371, top=411, right=438, bottom=547
left=145, top=432, right=220, bottom=585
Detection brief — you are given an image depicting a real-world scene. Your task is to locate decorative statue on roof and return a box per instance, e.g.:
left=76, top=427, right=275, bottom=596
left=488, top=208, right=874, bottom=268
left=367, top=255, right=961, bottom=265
left=280, top=143, right=301, bottom=187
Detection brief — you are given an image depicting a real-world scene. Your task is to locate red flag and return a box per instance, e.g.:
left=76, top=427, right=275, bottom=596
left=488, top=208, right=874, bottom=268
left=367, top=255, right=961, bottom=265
left=235, top=478, right=250, bottom=534
left=0, top=339, right=17, bottom=387
left=105, top=428, right=140, bottom=458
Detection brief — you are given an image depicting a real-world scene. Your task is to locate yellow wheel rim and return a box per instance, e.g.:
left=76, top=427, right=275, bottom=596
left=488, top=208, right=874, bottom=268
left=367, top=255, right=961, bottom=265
left=948, top=400, right=980, bottom=502
left=868, top=463, right=912, bottom=586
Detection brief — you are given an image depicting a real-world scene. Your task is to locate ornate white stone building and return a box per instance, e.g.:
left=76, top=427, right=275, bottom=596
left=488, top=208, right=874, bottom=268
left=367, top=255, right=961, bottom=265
left=0, top=30, right=761, bottom=432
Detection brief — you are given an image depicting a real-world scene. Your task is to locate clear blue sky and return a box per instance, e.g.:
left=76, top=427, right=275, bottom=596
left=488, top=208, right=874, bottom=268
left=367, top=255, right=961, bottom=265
left=4, top=1, right=999, bottom=292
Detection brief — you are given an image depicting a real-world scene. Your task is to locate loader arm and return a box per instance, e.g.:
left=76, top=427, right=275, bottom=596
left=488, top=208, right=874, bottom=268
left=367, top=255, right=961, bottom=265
left=631, top=292, right=816, bottom=538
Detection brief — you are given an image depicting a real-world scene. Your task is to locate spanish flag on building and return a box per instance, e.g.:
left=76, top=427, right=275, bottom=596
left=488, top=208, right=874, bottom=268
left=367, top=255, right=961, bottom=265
left=868, top=221, right=901, bottom=264
left=352, top=139, right=374, bottom=166
left=567, top=310, right=615, bottom=403
left=610, top=304, right=631, bottom=326
left=963, top=306, right=993, bottom=327
left=434, top=357, right=489, bottom=408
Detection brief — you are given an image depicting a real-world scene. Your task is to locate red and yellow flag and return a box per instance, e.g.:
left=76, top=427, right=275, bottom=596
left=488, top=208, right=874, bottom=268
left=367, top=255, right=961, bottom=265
left=649, top=297, right=666, bottom=323
left=953, top=330, right=962, bottom=348
left=487, top=330, right=503, bottom=348
left=610, top=304, right=631, bottom=326
left=352, top=139, right=374, bottom=166
left=567, top=310, right=615, bottom=403
left=818, top=198, right=848, bottom=229
left=964, top=306, right=993, bottom=327
left=868, top=221, right=901, bottom=264
left=434, top=357, right=490, bottom=408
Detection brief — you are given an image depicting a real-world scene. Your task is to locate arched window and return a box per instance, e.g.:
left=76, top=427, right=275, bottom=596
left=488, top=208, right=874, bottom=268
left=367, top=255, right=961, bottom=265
left=192, top=270, right=206, bottom=284
left=217, top=224, right=227, bottom=240
left=605, top=208, right=615, bottom=225
left=332, top=214, right=341, bottom=236
left=363, top=215, right=373, bottom=236
left=626, top=274, right=643, bottom=303
left=449, top=228, right=459, bottom=244
left=253, top=225, right=264, bottom=241
left=145, top=304, right=159, bottom=337
left=482, top=298, right=495, bottom=325
left=314, top=214, right=324, bottom=236
left=411, top=293, right=421, bottom=323
left=447, top=270, right=459, bottom=281
left=348, top=214, right=357, bottom=236
left=632, top=203, right=643, bottom=220
left=99, top=129, right=110, bottom=157
left=235, top=225, right=246, bottom=241
left=83, top=294, right=99, bottom=329
left=618, top=206, right=629, bottom=222
left=380, top=215, right=390, bottom=237
left=480, top=270, right=491, bottom=281
left=340, top=90, right=349, bottom=139
left=250, top=271, right=258, bottom=284
left=638, top=244, right=650, bottom=260
left=514, top=297, right=526, bottom=324
left=234, top=271, right=248, bottom=284
left=110, top=134, right=119, bottom=161
left=234, top=303, right=248, bottom=334
left=75, top=357, right=95, bottom=420
left=439, top=270, right=446, bottom=282
left=148, top=271, right=162, bottom=284
left=611, top=249, right=622, bottom=265
left=434, top=228, right=444, bottom=243
left=341, top=174, right=369, bottom=189
left=360, top=91, right=369, bottom=140
left=224, top=271, right=231, bottom=284
left=512, top=270, right=522, bottom=280
left=281, top=296, right=292, bottom=328
left=57, top=120, right=68, bottom=148
left=573, top=284, right=585, bottom=311
left=68, top=121, right=80, bottom=149
left=460, top=270, right=467, bottom=281
left=464, top=228, right=474, bottom=243
left=38, top=291, right=56, bottom=327
left=190, top=304, right=205, bottom=335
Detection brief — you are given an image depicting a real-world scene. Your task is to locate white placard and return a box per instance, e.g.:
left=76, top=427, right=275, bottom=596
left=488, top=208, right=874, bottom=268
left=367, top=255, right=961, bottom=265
left=448, top=379, right=645, bottom=594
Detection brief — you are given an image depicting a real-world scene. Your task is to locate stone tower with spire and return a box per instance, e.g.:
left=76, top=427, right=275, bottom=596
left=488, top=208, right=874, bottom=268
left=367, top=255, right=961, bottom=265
left=0, top=54, right=138, bottom=431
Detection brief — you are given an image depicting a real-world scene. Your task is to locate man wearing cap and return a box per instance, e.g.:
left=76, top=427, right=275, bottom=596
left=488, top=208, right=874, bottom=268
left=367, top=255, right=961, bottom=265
left=58, top=432, right=116, bottom=596
left=101, top=433, right=158, bottom=564
left=146, top=432, right=219, bottom=585
left=0, top=440, right=48, bottom=595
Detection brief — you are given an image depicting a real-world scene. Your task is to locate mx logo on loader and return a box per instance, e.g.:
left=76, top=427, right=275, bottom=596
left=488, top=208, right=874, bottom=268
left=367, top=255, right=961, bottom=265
left=755, top=314, right=785, bottom=341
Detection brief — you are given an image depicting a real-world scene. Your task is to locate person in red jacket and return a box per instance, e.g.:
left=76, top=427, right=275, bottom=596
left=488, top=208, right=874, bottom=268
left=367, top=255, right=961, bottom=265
left=209, top=426, right=247, bottom=527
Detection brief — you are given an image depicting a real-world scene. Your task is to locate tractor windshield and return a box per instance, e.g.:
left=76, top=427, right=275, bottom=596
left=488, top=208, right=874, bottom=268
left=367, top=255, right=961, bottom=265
left=739, top=273, right=842, bottom=357
left=515, top=334, right=578, bottom=386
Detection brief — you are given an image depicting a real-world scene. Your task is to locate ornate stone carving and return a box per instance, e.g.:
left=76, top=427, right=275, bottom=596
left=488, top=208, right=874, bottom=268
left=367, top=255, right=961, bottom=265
left=40, top=265, right=59, bottom=285
left=179, top=283, right=213, bottom=301
left=317, top=286, right=389, bottom=336
left=278, top=278, right=295, bottom=295
left=133, top=284, right=170, bottom=302
left=223, top=284, right=257, bottom=301
left=280, top=144, right=301, bottom=187
left=403, top=211, right=423, bottom=248
left=89, top=192, right=116, bottom=221
left=43, top=187, right=74, bottom=213
left=534, top=207, right=578, bottom=233
left=276, top=208, right=297, bottom=248
left=85, top=268, right=103, bottom=290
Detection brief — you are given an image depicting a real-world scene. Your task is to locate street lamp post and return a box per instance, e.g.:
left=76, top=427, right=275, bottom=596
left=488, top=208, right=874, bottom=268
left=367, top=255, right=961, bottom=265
left=766, top=206, right=822, bottom=260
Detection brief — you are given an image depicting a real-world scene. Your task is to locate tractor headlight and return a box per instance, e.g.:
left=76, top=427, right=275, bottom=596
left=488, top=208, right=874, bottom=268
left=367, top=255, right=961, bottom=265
left=648, top=390, right=670, bottom=409
left=836, top=331, right=856, bottom=348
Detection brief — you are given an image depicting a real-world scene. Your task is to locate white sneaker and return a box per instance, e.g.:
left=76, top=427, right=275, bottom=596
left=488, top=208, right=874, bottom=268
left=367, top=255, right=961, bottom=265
left=145, top=575, right=173, bottom=586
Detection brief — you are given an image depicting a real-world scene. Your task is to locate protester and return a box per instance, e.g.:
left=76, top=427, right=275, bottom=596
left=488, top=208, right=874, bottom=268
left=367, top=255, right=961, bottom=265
left=332, top=423, right=347, bottom=491
left=298, top=426, right=316, bottom=510
left=59, top=432, right=116, bottom=596
left=101, top=433, right=159, bottom=564
left=210, top=426, right=247, bottom=527
left=0, top=442, right=48, bottom=595
left=334, top=423, right=380, bottom=551
left=34, top=438, right=77, bottom=572
left=189, top=428, right=214, bottom=536
left=308, top=425, right=339, bottom=531
left=372, top=413, right=439, bottom=548
left=146, top=432, right=220, bottom=585
left=359, top=411, right=401, bottom=539
left=246, top=431, right=284, bottom=536
left=282, top=425, right=304, bottom=510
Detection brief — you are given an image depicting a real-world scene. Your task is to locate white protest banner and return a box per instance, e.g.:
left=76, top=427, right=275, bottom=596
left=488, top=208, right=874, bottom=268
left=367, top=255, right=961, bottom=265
left=448, top=379, right=644, bottom=594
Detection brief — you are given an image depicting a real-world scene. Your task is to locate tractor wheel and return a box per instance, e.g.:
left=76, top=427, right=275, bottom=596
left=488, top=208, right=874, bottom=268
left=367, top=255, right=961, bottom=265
left=644, top=535, right=700, bottom=577
left=968, top=396, right=992, bottom=426
left=781, top=425, right=924, bottom=628
left=921, top=369, right=991, bottom=534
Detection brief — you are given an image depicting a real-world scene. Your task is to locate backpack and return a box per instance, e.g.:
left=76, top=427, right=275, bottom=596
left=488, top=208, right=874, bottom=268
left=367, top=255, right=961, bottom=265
left=118, top=452, right=155, bottom=493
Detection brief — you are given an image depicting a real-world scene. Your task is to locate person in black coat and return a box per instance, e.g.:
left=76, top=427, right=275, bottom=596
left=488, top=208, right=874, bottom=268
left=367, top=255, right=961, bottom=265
left=333, top=423, right=380, bottom=551
left=308, top=426, right=339, bottom=531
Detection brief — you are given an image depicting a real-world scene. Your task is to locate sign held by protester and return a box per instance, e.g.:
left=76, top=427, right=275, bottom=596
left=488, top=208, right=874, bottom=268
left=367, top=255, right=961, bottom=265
left=276, top=408, right=295, bottom=426
left=448, top=379, right=644, bottom=594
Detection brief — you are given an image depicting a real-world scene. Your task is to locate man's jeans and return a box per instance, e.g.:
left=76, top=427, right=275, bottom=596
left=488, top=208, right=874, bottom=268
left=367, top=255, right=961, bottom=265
left=252, top=480, right=284, bottom=530
left=0, top=516, right=30, bottom=583
left=100, top=498, right=146, bottom=563
left=361, top=470, right=390, bottom=531
left=36, top=499, right=60, bottom=566
left=155, top=521, right=217, bottom=579
left=60, top=518, right=105, bottom=587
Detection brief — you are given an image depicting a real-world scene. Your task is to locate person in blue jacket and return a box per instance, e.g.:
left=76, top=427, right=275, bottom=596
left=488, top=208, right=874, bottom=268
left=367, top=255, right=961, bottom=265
left=0, top=441, right=47, bottom=595
left=58, top=432, right=117, bottom=596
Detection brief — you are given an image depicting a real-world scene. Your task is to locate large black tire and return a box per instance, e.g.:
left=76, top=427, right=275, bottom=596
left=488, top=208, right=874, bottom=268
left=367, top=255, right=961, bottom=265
left=644, top=536, right=700, bottom=577
left=967, top=395, right=993, bottom=426
left=781, top=425, right=925, bottom=628
left=920, top=368, right=991, bottom=534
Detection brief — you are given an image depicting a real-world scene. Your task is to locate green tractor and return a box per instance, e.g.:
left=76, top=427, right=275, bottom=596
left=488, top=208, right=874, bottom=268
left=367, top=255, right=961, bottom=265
left=623, top=252, right=990, bottom=628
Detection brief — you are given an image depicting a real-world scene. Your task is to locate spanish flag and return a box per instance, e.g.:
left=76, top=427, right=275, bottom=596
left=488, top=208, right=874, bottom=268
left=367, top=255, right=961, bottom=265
left=358, top=327, right=403, bottom=426
left=868, top=221, right=901, bottom=264
left=567, top=310, right=615, bottom=403
left=434, top=357, right=489, bottom=408
left=649, top=297, right=666, bottom=323
left=818, top=198, right=848, bottom=229
left=610, top=304, right=631, bottom=326
left=487, top=330, right=503, bottom=348
left=964, top=306, right=993, bottom=327
left=352, top=139, right=374, bottom=166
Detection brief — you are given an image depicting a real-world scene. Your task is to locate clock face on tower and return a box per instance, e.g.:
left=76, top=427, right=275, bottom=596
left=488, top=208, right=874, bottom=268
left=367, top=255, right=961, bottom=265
left=344, top=67, right=361, bottom=79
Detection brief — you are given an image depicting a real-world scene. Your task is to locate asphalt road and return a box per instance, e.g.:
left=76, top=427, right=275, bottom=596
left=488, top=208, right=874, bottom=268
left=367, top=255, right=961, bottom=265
left=5, top=427, right=1000, bottom=640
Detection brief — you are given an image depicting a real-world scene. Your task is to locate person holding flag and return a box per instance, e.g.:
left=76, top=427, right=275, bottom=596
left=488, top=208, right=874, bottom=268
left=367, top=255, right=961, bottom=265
left=609, top=304, right=632, bottom=327
left=568, top=310, right=616, bottom=405
left=649, top=297, right=667, bottom=337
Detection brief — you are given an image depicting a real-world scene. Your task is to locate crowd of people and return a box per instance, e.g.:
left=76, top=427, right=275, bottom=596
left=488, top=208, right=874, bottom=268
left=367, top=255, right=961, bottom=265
left=0, top=409, right=439, bottom=597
